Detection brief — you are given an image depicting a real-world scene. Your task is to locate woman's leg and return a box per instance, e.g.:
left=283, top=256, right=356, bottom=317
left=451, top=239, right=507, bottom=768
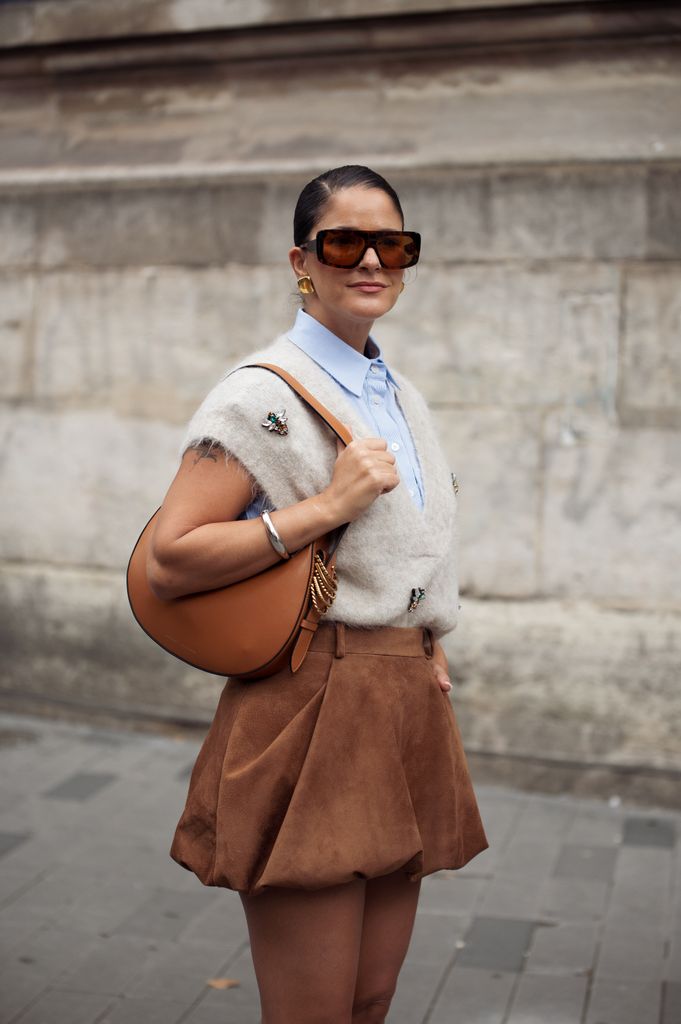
left=240, top=877, right=367, bottom=1024
left=351, top=868, right=422, bottom=1023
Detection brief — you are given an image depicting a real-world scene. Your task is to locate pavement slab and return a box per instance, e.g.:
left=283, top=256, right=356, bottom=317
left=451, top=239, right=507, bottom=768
left=1, top=711, right=680, bottom=1024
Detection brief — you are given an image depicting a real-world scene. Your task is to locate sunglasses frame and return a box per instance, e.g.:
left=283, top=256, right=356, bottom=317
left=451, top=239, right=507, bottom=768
left=299, top=228, right=421, bottom=270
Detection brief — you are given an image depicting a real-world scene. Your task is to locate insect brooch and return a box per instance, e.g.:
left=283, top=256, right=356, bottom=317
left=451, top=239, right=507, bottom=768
left=262, top=408, right=288, bottom=436
left=408, top=587, right=426, bottom=612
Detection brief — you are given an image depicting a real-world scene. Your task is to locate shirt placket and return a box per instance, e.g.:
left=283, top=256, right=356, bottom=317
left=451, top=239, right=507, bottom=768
left=366, top=363, right=424, bottom=509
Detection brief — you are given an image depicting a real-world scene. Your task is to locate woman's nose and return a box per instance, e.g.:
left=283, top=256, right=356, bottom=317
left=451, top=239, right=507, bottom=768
left=359, top=246, right=381, bottom=269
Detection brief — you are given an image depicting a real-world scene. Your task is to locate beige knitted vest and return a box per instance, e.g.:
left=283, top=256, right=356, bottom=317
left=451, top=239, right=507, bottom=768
left=180, top=334, right=460, bottom=640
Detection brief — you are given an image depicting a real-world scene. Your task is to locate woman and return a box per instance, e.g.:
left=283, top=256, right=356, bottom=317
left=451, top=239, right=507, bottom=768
left=149, top=165, right=488, bottom=1023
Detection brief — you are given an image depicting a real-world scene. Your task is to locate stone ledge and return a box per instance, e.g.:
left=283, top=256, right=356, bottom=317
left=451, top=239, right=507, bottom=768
left=1, top=1, right=672, bottom=61
left=1, top=564, right=679, bottom=772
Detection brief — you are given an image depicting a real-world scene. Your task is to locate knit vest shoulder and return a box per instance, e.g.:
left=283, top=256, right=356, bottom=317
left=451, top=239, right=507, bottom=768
left=180, top=334, right=460, bottom=640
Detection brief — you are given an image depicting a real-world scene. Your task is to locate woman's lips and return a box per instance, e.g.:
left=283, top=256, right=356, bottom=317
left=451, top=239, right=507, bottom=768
left=349, top=282, right=387, bottom=293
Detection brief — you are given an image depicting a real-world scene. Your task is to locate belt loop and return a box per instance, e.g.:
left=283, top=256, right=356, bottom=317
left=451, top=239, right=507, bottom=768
left=335, top=621, right=346, bottom=659
left=422, top=627, right=434, bottom=659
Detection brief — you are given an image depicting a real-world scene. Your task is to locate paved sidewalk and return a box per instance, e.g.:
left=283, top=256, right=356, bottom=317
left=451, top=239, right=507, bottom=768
left=0, top=712, right=679, bottom=1024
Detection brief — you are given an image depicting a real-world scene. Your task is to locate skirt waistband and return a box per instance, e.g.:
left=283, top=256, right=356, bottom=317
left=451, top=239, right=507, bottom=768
left=309, top=621, right=434, bottom=659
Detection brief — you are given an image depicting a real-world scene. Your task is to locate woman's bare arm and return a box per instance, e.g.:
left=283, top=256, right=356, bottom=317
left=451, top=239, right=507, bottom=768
left=147, top=436, right=399, bottom=601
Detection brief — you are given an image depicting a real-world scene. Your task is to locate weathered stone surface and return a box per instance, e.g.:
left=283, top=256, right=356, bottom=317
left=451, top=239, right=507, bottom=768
left=37, top=185, right=271, bottom=269
left=540, top=409, right=681, bottom=605
left=0, top=200, right=37, bottom=267
left=30, top=266, right=294, bottom=421
left=0, top=564, right=219, bottom=718
left=0, top=0, right=555, bottom=49
left=0, top=408, right=181, bottom=569
left=430, top=407, right=542, bottom=598
left=0, top=274, right=34, bottom=399
left=620, top=265, right=681, bottom=427
left=2, top=563, right=679, bottom=771
left=1, top=47, right=681, bottom=174
left=0, top=167, right=666, bottom=271
left=647, top=166, right=681, bottom=259
left=446, top=597, right=681, bottom=767
left=0, top=1, right=679, bottom=772
left=381, top=263, right=620, bottom=411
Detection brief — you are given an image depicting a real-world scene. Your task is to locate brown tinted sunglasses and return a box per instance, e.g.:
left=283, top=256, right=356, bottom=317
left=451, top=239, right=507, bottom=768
left=299, top=228, right=421, bottom=270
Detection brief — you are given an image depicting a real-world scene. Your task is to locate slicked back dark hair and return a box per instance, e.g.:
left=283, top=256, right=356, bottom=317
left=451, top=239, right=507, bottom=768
left=293, top=165, right=405, bottom=246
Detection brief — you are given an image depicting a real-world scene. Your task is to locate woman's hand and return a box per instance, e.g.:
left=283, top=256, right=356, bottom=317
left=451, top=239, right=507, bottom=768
left=321, top=436, right=400, bottom=524
left=432, top=639, right=453, bottom=694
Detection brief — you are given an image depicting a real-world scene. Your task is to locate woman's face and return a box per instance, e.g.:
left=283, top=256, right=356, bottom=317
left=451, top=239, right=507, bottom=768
left=289, top=186, right=405, bottom=346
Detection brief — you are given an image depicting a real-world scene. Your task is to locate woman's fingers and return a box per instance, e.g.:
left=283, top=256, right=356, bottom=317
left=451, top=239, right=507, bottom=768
left=432, top=662, right=452, bottom=693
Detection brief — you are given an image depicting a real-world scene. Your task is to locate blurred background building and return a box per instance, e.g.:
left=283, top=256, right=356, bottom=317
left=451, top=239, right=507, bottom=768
left=1, top=0, right=680, bottom=786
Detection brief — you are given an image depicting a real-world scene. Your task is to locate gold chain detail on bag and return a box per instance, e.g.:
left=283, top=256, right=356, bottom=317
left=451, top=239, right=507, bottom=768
left=310, top=553, right=338, bottom=614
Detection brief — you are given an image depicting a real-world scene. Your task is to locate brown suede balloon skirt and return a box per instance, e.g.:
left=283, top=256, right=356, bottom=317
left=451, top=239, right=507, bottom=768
left=170, top=621, right=488, bottom=896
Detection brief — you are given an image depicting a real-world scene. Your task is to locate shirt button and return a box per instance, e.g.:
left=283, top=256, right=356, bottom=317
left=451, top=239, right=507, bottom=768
left=391, top=442, right=400, bottom=451
left=370, top=365, right=380, bottom=373
left=409, top=488, right=415, bottom=497
left=371, top=396, right=381, bottom=405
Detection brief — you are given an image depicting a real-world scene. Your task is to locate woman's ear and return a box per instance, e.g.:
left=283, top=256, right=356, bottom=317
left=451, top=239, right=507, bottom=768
left=288, top=246, right=307, bottom=279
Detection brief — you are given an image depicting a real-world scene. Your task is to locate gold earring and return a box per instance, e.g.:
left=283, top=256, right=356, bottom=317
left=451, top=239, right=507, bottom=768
left=400, top=282, right=405, bottom=293
left=297, top=275, right=315, bottom=296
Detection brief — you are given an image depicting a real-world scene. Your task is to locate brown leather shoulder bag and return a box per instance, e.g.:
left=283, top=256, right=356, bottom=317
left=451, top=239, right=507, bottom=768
left=126, top=362, right=352, bottom=680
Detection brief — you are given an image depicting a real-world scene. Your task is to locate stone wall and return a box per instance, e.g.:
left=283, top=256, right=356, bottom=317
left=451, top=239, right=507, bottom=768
left=1, top=1, right=680, bottom=772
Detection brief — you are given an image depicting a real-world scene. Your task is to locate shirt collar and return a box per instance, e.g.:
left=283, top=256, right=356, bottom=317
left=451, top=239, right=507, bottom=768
left=286, top=308, right=400, bottom=397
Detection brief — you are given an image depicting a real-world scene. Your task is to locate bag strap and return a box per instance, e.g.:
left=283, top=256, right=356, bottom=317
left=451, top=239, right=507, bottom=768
left=238, top=362, right=354, bottom=447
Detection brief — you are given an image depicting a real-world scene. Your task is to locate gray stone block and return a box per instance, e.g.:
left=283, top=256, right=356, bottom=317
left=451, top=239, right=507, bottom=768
left=622, top=815, right=677, bottom=849
left=0, top=830, right=31, bottom=858
left=647, top=167, right=681, bottom=259
left=506, top=972, right=588, bottom=1024
left=541, top=407, right=681, bottom=604
left=620, top=265, right=681, bottom=427
left=597, top=921, right=666, bottom=983
left=28, top=266, right=293, bottom=417
left=553, top=844, right=618, bottom=884
left=111, top=887, right=215, bottom=941
left=526, top=921, right=598, bottom=975
left=478, top=876, right=544, bottom=921
left=95, top=998, right=188, bottom=1024
left=487, top=165, right=647, bottom=260
left=43, top=771, right=116, bottom=801
left=418, top=873, right=485, bottom=917
left=429, top=965, right=515, bottom=1024
left=381, top=263, right=620, bottom=411
left=4, top=988, right=114, bottom=1024
left=457, top=916, right=536, bottom=972
left=0, top=199, right=37, bottom=266
left=0, top=273, right=34, bottom=400
left=55, top=935, right=160, bottom=997
left=539, top=878, right=610, bottom=923
left=585, top=978, right=662, bottom=1024
left=431, top=406, right=541, bottom=597
left=662, top=981, right=681, bottom=1024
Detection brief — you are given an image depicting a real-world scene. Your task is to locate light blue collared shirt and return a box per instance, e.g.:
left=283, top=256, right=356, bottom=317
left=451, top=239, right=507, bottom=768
left=240, top=309, right=425, bottom=518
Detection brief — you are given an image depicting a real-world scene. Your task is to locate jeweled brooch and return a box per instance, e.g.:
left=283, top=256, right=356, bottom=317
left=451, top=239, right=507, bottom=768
left=408, top=587, right=426, bottom=612
left=451, top=472, right=459, bottom=495
left=262, top=408, right=288, bottom=435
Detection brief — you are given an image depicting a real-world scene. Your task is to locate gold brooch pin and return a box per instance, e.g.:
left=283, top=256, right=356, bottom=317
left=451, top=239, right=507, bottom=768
left=408, top=587, right=426, bottom=612
left=262, top=409, right=288, bottom=435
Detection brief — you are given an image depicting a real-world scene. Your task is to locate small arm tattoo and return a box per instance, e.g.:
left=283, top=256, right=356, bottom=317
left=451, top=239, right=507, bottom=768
left=189, top=439, right=225, bottom=465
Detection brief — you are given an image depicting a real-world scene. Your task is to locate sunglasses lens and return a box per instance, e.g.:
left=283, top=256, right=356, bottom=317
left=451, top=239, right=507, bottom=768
left=376, top=233, right=419, bottom=269
left=319, top=230, right=366, bottom=267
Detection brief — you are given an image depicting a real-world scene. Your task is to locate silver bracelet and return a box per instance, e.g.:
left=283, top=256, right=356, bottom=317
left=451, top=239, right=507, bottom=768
left=261, top=509, right=290, bottom=561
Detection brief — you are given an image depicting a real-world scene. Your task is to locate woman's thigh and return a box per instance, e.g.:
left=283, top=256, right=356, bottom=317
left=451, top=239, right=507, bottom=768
left=240, top=877, right=366, bottom=1024
left=352, top=868, right=422, bottom=1017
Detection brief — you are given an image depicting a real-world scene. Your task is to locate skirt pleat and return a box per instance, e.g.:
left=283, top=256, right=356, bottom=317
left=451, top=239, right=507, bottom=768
left=170, top=623, right=488, bottom=895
